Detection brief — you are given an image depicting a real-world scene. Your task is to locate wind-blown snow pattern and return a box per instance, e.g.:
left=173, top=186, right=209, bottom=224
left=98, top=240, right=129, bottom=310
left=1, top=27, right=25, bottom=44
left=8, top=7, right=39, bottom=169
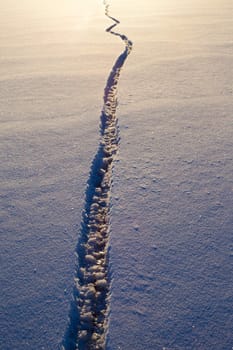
left=61, top=2, right=132, bottom=350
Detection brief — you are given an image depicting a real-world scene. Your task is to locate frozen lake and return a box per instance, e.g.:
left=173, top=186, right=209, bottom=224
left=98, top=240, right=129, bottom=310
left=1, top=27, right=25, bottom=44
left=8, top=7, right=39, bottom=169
left=0, top=0, right=233, bottom=349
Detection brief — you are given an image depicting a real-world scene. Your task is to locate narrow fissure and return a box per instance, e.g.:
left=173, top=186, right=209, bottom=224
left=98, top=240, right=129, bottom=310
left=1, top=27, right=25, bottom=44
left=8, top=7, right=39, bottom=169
left=62, top=1, right=132, bottom=349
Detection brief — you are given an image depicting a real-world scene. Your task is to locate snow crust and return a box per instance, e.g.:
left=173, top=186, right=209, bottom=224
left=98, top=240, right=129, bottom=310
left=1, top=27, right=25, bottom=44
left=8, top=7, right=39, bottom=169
left=0, top=0, right=232, bottom=349
left=107, top=0, right=233, bottom=349
left=0, top=2, right=113, bottom=349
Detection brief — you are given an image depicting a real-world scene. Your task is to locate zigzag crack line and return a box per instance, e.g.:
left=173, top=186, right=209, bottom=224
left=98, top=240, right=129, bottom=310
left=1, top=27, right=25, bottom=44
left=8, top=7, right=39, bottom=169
left=61, top=2, right=132, bottom=350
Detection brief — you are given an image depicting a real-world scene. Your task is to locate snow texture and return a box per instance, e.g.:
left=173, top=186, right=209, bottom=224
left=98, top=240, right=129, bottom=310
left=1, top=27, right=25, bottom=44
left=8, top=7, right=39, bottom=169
left=62, top=3, right=132, bottom=349
left=0, top=0, right=233, bottom=349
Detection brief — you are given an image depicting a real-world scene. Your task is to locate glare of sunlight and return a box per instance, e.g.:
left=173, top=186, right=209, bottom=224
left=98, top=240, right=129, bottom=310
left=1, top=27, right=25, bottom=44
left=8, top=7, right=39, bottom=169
left=14, top=0, right=102, bottom=25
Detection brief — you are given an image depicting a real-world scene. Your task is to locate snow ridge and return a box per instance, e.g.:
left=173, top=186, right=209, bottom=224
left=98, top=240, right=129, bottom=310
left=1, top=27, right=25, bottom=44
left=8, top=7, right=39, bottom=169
left=61, top=2, right=132, bottom=350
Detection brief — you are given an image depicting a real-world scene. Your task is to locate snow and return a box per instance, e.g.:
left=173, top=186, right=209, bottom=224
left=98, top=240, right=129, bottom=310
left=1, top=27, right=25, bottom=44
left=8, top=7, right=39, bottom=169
left=0, top=2, right=110, bottom=349
left=107, top=1, right=233, bottom=349
left=0, top=0, right=233, bottom=349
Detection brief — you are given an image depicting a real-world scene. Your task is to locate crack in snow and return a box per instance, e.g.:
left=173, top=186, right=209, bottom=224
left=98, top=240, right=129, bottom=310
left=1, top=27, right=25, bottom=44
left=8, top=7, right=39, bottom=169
left=61, top=2, right=132, bottom=349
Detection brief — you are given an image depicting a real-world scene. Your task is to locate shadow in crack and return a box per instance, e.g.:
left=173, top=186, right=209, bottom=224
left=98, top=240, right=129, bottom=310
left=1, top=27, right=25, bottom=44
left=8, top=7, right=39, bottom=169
left=61, top=1, right=132, bottom=349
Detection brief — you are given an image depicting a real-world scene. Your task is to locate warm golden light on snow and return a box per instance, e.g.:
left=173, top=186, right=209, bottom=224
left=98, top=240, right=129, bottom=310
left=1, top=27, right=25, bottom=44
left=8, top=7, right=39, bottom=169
left=0, top=0, right=232, bottom=349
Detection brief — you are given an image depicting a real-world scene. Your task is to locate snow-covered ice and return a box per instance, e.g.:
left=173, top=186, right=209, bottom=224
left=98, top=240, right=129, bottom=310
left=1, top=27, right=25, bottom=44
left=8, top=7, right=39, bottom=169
left=108, top=1, right=233, bottom=349
left=0, top=0, right=233, bottom=349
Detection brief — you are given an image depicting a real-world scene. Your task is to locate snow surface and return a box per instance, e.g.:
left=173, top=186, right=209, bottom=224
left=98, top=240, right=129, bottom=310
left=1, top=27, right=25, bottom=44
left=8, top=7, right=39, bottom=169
left=108, top=1, right=233, bottom=349
left=0, top=0, right=233, bottom=349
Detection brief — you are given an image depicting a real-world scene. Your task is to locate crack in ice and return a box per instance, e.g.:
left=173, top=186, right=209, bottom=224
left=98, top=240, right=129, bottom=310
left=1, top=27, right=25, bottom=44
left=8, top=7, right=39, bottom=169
left=61, top=2, right=132, bottom=349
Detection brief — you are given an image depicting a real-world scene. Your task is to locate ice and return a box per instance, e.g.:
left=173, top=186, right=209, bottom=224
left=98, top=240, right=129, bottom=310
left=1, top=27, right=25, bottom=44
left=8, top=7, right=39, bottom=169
left=1, top=0, right=233, bottom=349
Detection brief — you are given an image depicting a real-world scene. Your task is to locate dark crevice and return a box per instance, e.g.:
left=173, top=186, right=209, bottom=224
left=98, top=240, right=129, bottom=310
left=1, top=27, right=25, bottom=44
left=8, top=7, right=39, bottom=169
left=61, top=1, right=132, bottom=349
